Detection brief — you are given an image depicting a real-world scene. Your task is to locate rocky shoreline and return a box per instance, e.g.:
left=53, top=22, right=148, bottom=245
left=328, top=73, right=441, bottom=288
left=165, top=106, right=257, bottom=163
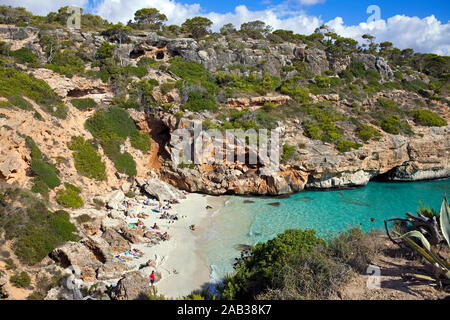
left=36, top=177, right=217, bottom=300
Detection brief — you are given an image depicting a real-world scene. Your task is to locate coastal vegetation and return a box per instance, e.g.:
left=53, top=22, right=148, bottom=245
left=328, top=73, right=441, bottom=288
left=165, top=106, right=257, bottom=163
left=218, top=227, right=381, bottom=300
left=67, top=136, right=107, bottom=181
left=56, top=183, right=84, bottom=209
left=0, top=185, right=77, bottom=266
left=0, top=4, right=448, bottom=301
left=26, top=137, right=61, bottom=199
left=70, top=98, right=98, bottom=111
left=85, top=106, right=150, bottom=177
left=0, top=67, right=68, bottom=118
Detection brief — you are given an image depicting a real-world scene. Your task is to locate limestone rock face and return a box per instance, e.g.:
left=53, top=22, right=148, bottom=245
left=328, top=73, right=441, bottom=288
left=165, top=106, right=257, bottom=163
left=0, top=270, right=10, bottom=299
left=352, top=53, right=394, bottom=80
left=110, top=271, right=150, bottom=300
left=149, top=105, right=449, bottom=195
left=106, top=190, right=126, bottom=210
left=50, top=242, right=103, bottom=282
left=0, top=152, right=20, bottom=180
left=142, top=173, right=187, bottom=201
left=97, top=261, right=131, bottom=281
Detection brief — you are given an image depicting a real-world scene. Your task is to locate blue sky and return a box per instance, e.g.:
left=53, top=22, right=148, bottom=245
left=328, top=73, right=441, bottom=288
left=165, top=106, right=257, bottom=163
left=177, top=0, right=449, bottom=25
left=1, top=0, right=449, bottom=55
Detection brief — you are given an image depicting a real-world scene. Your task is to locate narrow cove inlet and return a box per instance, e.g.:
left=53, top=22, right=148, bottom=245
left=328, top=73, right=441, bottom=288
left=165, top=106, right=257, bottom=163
left=199, top=179, right=450, bottom=283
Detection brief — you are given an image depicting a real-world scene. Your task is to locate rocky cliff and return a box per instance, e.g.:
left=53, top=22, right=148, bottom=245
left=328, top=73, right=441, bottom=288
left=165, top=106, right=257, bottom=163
left=0, top=26, right=448, bottom=198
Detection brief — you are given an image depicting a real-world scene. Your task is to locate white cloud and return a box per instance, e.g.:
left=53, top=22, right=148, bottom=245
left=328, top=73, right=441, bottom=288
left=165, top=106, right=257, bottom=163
left=4, top=0, right=449, bottom=55
left=327, top=15, right=450, bottom=56
left=0, top=0, right=88, bottom=16
left=296, top=0, right=326, bottom=5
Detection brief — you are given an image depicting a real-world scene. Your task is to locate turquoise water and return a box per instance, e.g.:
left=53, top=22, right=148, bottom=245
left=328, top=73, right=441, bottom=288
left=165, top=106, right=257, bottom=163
left=199, top=179, right=450, bottom=282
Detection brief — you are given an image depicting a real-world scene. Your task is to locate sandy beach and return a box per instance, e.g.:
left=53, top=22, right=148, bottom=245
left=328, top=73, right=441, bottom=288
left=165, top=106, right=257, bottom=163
left=120, top=193, right=228, bottom=299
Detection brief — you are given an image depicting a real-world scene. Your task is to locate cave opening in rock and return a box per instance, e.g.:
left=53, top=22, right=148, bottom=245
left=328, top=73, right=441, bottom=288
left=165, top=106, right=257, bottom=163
left=67, top=89, right=90, bottom=98
left=156, top=51, right=165, bottom=60
left=370, top=168, right=399, bottom=182
left=130, top=49, right=145, bottom=59
left=146, top=116, right=171, bottom=160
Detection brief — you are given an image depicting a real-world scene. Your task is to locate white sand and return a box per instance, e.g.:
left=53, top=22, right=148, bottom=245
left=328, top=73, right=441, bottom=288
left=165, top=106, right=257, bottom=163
left=119, top=193, right=227, bottom=299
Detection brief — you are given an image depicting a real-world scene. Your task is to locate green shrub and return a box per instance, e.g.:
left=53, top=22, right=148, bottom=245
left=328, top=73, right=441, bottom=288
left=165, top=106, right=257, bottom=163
left=183, top=91, right=219, bottom=112
left=45, top=49, right=85, bottom=77
left=96, top=41, right=115, bottom=62
left=356, top=124, right=382, bottom=143
left=0, top=189, right=77, bottom=266
left=302, top=104, right=346, bottom=142
left=30, top=158, right=61, bottom=190
left=71, top=98, right=98, bottom=110
left=381, top=115, right=413, bottom=135
left=7, top=95, right=33, bottom=111
left=336, top=139, right=363, bottom=153
left=410, top=109, right=447, bottom=127
left=10, top=48, right=38, bottom=64
left=130, top=132, right=152, bottom=152
left=378, top=98, right=403, bottom=114
left=219, top=229, right=324, bottom=300
left=281, top=144, right=296, bottom=163
left=0, top=67, right=67, bottom=119
left=10, top=271, right=31, bottom=288
left=169, top=56, right=210, bottom=81
left=113, top=152, right=137, bottom=177
left=280, top=79, right=310, bottom=103
left=33, top=111, right=43, bottom=120
left=5, top=258, right=16, bottom=270
left=75, top=214, right=92, bottom=224
left=220, top=227, right=379, bottom=300
left=56, top=184, right=84, bottom=209
left=85, top=107, right=140, bottom=176
left=67, top=136, right=107, bottom=181
left=31, top=179, right=49, bottom=200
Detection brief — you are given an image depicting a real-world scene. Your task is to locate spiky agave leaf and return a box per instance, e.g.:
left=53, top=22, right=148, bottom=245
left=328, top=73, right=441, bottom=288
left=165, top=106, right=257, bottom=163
left=440, top=195, right=450, bottom=246
left=394, top=230, right=432, bottom=251
left=394, top=231, right=450, bottom=281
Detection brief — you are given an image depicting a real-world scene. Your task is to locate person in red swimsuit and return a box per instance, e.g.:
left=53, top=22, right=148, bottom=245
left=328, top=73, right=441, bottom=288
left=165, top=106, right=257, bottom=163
left=150, top=271, right=155, bottom=286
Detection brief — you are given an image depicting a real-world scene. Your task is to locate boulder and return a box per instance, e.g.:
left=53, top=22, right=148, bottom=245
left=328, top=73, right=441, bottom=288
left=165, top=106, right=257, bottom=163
left=0, top=152, right=20, bottom=180
left=143, top=177, right=186, bottom=202
left=110, top=271, right=151, bottom=300
left=101, top=218, right=126, bottom=232
left=120, top=226, right=146, bottom=244
left=50, top=242, right=102, bottom=282
left=0, top=270, right=10, bottom=299
left=121, top=182, right=132, bottom=193
left=102, top=229, right=131, bottom=254
left=109, top=209, right=127, bottom=220
left=97, top=261, right=131, bottom=281
left=106, top=190, right=125, bottom=210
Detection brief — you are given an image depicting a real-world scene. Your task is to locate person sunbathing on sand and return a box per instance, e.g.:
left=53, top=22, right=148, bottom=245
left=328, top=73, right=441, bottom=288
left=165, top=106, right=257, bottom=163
left=189, top=225, right=196, bottom=231
left=162, top=232, right=170, bottom=241
left=153, top=223, right=160, bottom=230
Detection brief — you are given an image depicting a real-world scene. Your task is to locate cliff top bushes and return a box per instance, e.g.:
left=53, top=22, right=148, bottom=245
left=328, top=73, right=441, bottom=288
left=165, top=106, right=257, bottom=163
left=302, top=104, right=345, bottom=144
left=0, top=187, right=77, bottom=266
left=56, top=183, right=84, bottom=209
left=67, top=136, right=107, bottom=181
left=45, top=49, right=85, bottom=77
left=170, top=56, right=220, bottom=112
left=26, top=136, right=61, bottom=198
left=71, top=98, right=98, bottom=110
left=410, top=109, right=447, bottom=127
left=219, top=227, right=380, bottom=300
left=85, top=106, right=148, bottom=177
left=0, top=67, right=68, bottom=119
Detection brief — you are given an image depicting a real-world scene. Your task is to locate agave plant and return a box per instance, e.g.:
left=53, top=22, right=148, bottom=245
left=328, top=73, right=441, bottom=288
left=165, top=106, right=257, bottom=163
left=385, top=196, right=450, bottom=288
left=385, top=195, right=450, bottom=246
